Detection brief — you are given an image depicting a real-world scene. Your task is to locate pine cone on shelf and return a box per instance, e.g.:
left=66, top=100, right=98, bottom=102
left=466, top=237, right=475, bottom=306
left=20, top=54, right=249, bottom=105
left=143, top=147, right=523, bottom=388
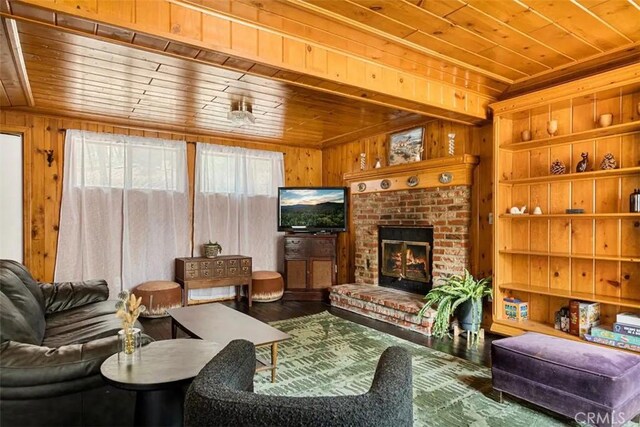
left=550, top=159, right=566, bottom=175
left=600, top=152, right=617, bottom=170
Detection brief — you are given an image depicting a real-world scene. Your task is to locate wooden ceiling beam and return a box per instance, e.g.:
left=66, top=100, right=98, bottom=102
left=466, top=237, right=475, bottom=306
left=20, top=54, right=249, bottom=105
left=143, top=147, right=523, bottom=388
left=9, top=0, right=492, bottom=124
left=0, top=17, right=33, bottom=106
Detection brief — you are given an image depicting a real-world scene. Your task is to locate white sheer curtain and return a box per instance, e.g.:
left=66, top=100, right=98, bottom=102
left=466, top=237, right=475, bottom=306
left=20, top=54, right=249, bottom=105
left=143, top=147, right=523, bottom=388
left=55, top=130, right=190, bottom=296
left=193, top=143, right=284, bottom=300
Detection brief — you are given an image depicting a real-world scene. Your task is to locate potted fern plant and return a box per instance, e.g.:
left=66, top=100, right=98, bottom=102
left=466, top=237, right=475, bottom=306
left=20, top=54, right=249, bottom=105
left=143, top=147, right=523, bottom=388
left=417, top=270, right=492, bottom=338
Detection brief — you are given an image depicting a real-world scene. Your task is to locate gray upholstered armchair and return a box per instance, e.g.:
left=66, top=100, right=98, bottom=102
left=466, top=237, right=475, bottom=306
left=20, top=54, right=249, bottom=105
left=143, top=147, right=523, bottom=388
left=184, top=339, right=414, bottom=427
left=0, top=259, right=152, bottom=426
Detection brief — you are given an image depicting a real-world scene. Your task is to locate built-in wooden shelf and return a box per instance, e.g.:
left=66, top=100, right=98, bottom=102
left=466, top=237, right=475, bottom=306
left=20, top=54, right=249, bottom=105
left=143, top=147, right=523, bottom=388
left=492, top=68, right=640, bottom=351
left=498, top=249, right=640, bottom=262
left=500, top=120, right=640, bottom=151
left=492, top=319, right=638, bottom=354
left=499, top=213, right=640, bottom=219
left=499, top=283, right=640, bottom=309
left=493, top=318, right=587, bottom=341
left=499, top=166, right=640, bottom=185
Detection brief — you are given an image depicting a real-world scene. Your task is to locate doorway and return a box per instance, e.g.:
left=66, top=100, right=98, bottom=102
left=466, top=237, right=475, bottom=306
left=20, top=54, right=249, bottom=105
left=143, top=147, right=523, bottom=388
left=0, top=132, right=23, bottom=262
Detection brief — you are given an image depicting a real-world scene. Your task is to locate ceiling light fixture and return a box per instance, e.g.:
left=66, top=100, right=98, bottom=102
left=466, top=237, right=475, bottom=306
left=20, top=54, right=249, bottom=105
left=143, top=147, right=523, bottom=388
left=227, top=99, right=256, bottom=125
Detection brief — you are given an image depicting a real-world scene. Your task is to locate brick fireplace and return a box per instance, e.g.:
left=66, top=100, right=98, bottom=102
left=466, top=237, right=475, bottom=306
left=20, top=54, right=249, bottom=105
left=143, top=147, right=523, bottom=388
left=330, top=155, right=478, bottom=336
left=353, top=186, right=472, bottom=287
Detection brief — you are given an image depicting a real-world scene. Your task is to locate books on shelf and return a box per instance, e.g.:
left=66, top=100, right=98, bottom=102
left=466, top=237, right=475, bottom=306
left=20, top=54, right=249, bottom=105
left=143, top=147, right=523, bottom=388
left=613, top=323, right=640, bottom=337
left=590, top=326, right=640, bottom=346
left=569, top=301, right=600, bottom=338
left=616, top=312, right=640, bottom=327
left=584, top=334, right=640, bottom=353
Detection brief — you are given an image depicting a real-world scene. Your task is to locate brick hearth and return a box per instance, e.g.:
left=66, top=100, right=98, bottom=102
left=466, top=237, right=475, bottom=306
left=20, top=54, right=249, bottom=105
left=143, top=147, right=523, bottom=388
left=330, top=284, right=436, bottom=336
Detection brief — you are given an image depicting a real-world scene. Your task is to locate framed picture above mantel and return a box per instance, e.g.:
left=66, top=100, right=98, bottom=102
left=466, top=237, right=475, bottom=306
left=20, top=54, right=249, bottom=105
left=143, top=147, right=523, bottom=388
left=388, top=127, right=424, bottom=166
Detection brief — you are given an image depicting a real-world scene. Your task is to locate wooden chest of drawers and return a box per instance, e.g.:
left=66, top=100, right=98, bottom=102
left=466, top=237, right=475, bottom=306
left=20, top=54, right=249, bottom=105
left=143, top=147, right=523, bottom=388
left=175, top=256, right=252, bottom=306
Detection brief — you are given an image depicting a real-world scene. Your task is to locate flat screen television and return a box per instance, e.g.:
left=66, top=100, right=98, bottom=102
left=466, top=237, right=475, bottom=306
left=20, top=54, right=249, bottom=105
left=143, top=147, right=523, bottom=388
left=277, top=187, right=348, bottom=233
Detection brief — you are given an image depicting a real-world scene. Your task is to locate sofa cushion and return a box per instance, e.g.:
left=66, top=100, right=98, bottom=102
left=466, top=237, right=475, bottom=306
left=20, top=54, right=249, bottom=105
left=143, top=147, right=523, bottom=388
left=0, top=260, right=45, bottom=313
left=45, top=300, right=118, bottom=330
left=492, top=332, right=640, bottom=408
left=0, top=270, right=45, bottom=344
left=0, top=293, right=40, bottom=345
left=42, top=314, right=126, bottom=348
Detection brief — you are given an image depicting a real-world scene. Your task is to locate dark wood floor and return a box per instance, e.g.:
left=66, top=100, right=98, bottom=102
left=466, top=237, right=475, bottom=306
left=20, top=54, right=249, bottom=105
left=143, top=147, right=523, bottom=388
left=140, top=300, right=496, bottom=368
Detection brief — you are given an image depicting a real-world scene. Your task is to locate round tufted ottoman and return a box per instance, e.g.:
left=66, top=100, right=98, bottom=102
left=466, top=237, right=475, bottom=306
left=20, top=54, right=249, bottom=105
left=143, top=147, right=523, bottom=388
left=132, top=281, right=182, bottom=318
left=251, top=271, right=284, bottom=303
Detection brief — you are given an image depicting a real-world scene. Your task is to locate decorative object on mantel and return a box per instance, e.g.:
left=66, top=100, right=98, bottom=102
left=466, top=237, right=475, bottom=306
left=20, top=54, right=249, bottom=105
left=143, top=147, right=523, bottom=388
left=374, top=158, right=382, bottom=168
left=520, top=130, right=531, bottom=142
left=509, top=206, right=527, bottom=214
left=203, top=241, right=222, bottom=258
left=438, top=172, right=452, bottom=184
left=598, top=113, right=613, bottom=128
left=447, top=133, right=456, bottom=156
left=417, top=270, right=492, bottom=341
left=357, top=183, right=366, bottom=192
left=360, top=153, right=366, bottom=171
left=630, top=188, right=640, bottom=213
left=380, top=179, right=391, bottom=190
left=600, top=153, right=617, bottom=170
left=115, top=290, right=146, bottom=364
left=546, top=119, right=558, bottom=136
left=576, top=152, right=589, bottom=172
left=533, top=206, right=543, bottom=215
left=44, top=149, right=54, bottom=167
left=550, top=159, right=566, bottom=175
left=406, top=176, right=419, bottom=187
left=388, top=126, right=424, bottom=165
left=566, top=208, right=585, bottom=214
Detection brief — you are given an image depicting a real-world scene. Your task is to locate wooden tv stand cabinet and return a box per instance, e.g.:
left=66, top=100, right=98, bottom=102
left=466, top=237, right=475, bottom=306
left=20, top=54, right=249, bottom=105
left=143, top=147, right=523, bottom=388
left=284, top=234, right=337, bottom=301
left=175, top=256, right=252, bottom=306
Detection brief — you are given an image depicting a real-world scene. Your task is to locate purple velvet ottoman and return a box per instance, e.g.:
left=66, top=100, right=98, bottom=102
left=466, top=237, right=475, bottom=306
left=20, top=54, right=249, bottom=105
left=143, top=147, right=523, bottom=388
left=492, top=332, right=640, bottom=427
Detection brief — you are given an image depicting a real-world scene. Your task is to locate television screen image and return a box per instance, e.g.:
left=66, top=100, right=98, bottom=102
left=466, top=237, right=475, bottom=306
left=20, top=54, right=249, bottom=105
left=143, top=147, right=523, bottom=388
left=278, top=187, right=347, bottom=232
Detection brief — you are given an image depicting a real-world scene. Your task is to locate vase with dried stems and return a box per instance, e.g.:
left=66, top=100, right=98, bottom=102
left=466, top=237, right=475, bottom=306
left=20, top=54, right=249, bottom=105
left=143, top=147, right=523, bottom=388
left=115, top=291, right=146, bottom=363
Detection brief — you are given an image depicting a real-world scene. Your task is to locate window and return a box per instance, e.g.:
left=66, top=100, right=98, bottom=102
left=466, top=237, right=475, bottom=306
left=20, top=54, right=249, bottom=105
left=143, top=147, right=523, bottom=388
left=72, top=134, right=185, bottom=191
left=198, top=150, right=275, bottom=196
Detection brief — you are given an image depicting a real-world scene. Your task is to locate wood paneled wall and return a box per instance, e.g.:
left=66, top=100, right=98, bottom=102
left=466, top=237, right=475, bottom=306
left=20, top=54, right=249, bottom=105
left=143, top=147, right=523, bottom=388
left=322, top=119, right=493, bottom=285
left=0, top=110, right=321, bottom=282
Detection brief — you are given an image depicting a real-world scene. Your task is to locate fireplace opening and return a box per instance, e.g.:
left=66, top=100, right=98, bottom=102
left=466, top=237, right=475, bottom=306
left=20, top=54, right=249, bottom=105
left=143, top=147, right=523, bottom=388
left=378, top=226, right=433, bottom=294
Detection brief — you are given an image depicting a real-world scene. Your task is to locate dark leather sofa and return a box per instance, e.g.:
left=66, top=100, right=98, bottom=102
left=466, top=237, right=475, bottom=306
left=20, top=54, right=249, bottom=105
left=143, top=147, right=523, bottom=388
left=0, top=260, right=152, bottom=426
left=184, top=339, right=414, bottom=427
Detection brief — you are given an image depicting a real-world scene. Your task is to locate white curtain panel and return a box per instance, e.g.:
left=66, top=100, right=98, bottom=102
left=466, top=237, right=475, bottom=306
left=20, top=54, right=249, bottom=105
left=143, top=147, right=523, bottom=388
left=193, top=143, right=284, bottom=300
left=55, top=130, right=190, bottom=296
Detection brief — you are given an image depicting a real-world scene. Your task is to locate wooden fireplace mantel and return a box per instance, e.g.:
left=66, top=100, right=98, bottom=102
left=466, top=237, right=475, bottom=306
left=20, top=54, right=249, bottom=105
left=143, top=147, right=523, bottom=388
left=343, top=154, right=479, bottom=194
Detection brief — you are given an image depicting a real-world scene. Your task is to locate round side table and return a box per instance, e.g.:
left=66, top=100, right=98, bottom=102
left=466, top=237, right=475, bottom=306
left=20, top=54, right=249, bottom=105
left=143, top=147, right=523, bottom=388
left=100, top=339, right=221, bottom=427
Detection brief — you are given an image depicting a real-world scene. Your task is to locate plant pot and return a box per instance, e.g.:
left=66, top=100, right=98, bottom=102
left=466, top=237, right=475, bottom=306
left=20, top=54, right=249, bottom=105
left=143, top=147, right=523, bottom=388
left=203, top=241, right=222, bottom=258
left=458, top=298, right=482, bottom=332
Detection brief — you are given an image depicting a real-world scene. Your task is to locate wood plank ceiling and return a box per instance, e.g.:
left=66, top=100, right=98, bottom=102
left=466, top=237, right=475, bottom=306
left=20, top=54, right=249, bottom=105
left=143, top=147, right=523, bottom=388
left=286, top=0, right=640, bottom=94
left=2, top=0, right=640, bottom=146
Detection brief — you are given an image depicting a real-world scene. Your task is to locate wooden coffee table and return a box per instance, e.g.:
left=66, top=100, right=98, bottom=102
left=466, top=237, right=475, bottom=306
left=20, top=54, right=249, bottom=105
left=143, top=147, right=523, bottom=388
left=167, top=303, right=290, bottom=382
left=100, top=339, right=221, bottom=427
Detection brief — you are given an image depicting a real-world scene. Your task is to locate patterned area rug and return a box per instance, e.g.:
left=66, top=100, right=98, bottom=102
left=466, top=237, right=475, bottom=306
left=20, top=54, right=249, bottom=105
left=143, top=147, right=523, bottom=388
left=253, top=311, right=635, bottom=427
